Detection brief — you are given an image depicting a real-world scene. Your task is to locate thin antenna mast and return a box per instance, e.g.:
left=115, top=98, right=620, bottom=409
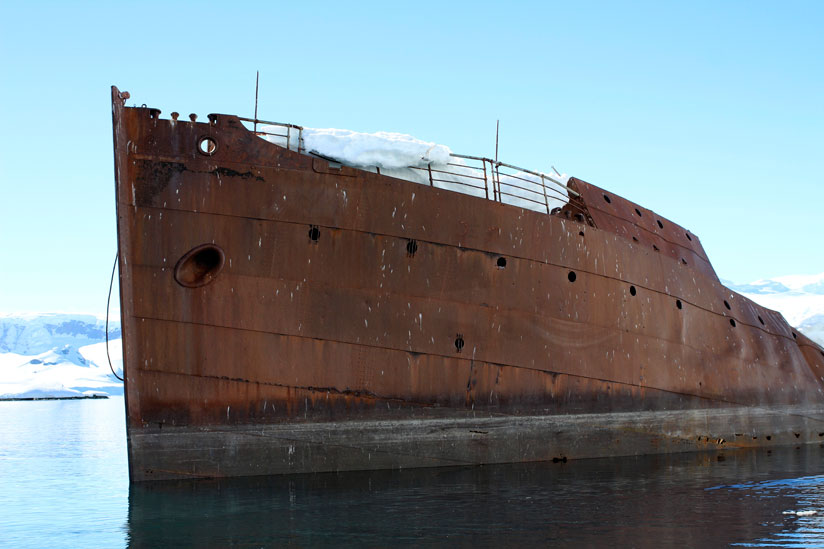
left=494, top=120, right=500, bottom=202
left=495, top=119, right=499, bottom=163
left=254, top=70, right=260, bottom=133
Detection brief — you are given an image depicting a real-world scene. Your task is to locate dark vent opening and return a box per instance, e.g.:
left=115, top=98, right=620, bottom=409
left=603, top=194, right=611, bottom=204
left=681, top=258, right=688, bottom=265
left=579, top=231, right=585, bottom=237
left=653, top=245, right=660, bottom=252
left=635, top=208, right=642, bottom=217
left=496, top=257, right=507, bottom=269
left=174, top=244, right=225, bottom=288
left=632, top=236, right=639, bottom=242
left=657, top=220, right=664, bottom=229
left=308, top=225, right=320, bottom=241
left=792, top=332, right=797, bottom=340
left=676, top=299, right=683, bottom=310
left=724, top=300, right=731, bottom=310
left=686, top=232, right=693, bottom=241
left=730, top=319, right=737, bottom=327
left=568, top=271, right=577, bottom=283
left=758, top=316, right=765, bottom=325
left=629, top=285, right=637, bottom=296
left=455, top=334, right=465, bottom=353
left=406, top=239, right=418, bottom=256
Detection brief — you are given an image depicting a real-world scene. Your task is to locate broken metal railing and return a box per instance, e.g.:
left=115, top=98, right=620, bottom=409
left=240, top=118, right=579, bottom=214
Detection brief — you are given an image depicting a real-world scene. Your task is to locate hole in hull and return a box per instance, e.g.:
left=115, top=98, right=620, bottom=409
left=308, top=225, right=320, bottom=241
left=174, top=244, right=225, bottom=288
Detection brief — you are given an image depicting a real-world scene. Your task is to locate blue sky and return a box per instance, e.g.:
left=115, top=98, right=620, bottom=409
left=1, top=1, right=822, bottom=313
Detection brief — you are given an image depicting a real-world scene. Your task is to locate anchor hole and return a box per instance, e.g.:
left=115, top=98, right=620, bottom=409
left=174, top=244, right=225, bottom=288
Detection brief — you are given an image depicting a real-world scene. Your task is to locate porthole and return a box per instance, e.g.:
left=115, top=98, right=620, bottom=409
left=685, top=232, right=693, bottom=241
left=635, top=208, right=642, bottom=217
left=568, top=271, right=577, bottom=283
left=497, top=257, right=507, bottom=269
left=653, top=245, right=660, bottom=252
left=758, top=316, right=765, bottom=325
left=197, top=136, right=217, bottom=156
left=455, top=334, right=465, bottom=353
left=724, top=300, right=731, bottom=310
left=792, top=332, right=797, bottom=340
left=174, top=244, right=225, bottom=288
left=308, top=225, right=320, bottom=241
left=603, top=194, right=612, bottom=204
left=629, top=285, right=637, bottom=296
left=406, top=239, right=418, bottom=256
left=730, top=319, right=736, bottom=327
left=657, top=220, right=664, bottom=229
left=632, top=236, right=639, bottom=242
left=676, top=299, right=683, bottom=310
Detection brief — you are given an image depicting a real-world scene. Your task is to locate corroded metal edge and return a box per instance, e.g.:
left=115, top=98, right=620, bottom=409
left=130, top=404, right=824, bottom=481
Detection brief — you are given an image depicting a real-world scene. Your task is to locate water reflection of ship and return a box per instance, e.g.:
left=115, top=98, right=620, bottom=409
left=125, top=448, right=824, bottom=547
left=111, top=86, right=824, bottom=483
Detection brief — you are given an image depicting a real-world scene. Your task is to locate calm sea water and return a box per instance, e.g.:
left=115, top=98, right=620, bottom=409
left=1, top=397, right=824, bottom=547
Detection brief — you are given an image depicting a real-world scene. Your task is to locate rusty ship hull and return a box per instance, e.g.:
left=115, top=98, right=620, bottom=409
left=111, top=87, right=824, bottom=482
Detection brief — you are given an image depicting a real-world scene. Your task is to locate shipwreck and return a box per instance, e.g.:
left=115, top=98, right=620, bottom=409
left=111, top=86, right=824, bottom=482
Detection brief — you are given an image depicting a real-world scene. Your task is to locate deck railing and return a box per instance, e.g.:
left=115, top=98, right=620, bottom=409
left=239, top=117, right=578, bottom=214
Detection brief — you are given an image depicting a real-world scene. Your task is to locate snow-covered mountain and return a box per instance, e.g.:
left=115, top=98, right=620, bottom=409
left=0, top=313, right=123, bottom=398
left=727, top=272, right=824, bottom=346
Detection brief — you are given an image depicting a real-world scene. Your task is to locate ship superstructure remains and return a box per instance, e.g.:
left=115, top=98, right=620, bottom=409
left=111, top=87, right=824, bottom=482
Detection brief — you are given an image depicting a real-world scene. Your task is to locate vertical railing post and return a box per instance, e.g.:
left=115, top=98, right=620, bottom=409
left=482, top=159, right=489, bottom=200
left=541, top=174, right=550, bottom=214
left=427, top=164, right=434, bottom=187
left=495, top=163, right=502, bottom=202
left=286, top=126, right=291, bottom=151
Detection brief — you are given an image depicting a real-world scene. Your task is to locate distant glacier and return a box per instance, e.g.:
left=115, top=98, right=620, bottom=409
left=0, top=313, right=122, bottom=398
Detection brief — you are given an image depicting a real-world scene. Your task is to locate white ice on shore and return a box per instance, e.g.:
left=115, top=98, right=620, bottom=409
left=258, top=124, right=569, bottom=213
left=0, top=313, right=122, bottom=398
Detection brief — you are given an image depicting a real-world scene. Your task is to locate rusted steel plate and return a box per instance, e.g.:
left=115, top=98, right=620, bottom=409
left=111, top=86, right=824, bottom=482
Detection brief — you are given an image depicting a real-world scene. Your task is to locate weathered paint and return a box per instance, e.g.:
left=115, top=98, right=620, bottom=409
left=111, top=87, right=824, bottom=482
